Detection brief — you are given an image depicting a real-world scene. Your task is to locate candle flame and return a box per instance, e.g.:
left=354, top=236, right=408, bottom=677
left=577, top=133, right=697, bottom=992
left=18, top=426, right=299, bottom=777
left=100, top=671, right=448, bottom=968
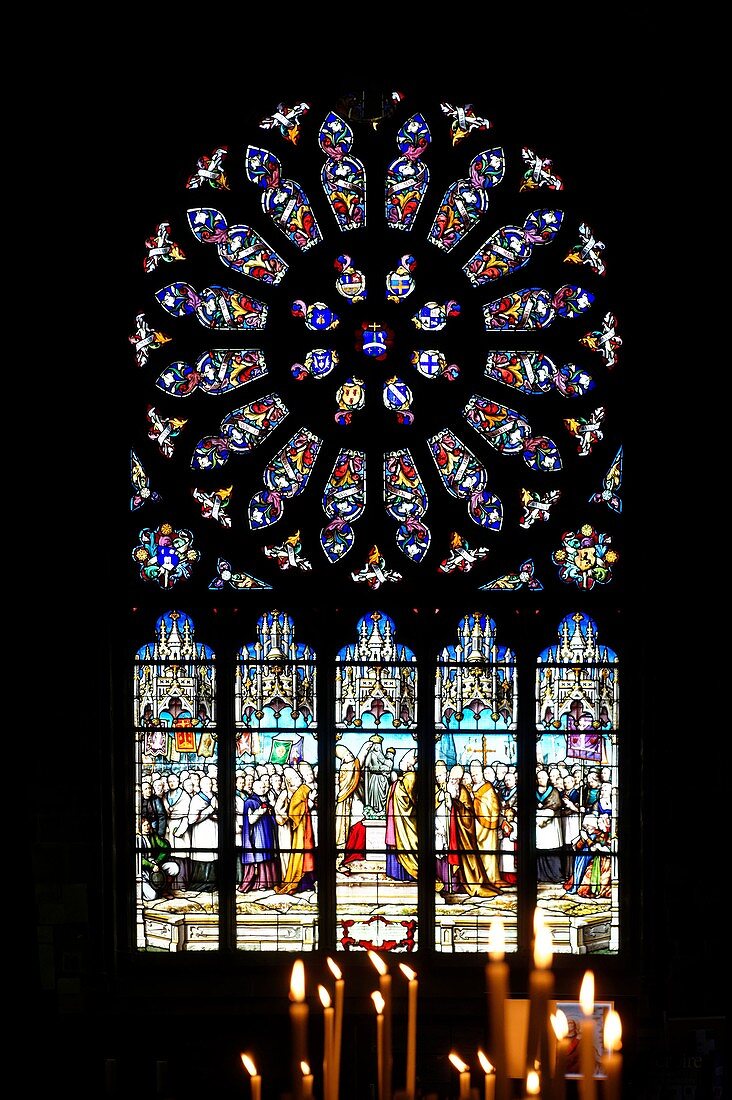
left=300, top=1061, right=311, bottom=1076
left=550, top=1009, right=568, bottom=1041
left=368, top=949, right=387, bottom=976
left=477, top=1050, right=494, bottom=1074
left=318, top=984, right=331, bottom=1009
left=290, top=958, right=306, bottom=1002
left=604, top=1009, right=622, bottom=1052
left=533, top=907, right=545, bottom=934
left=371, top=990, right=385, bottom=1014
left=449, top=1052, right=468, bottom=1074
left=399, top=963, right=416, bottom=982
left=240, top=1054, right=258, bottom=1077
left=534, top=924, right=553, bottom=969
left=326, top=957, right=342, bottom=981
left=580, top=970, right=595, bottom=1015
left=526, top=1068, right=541, bottom=1095
left=487, top=918, right=505, bottom=960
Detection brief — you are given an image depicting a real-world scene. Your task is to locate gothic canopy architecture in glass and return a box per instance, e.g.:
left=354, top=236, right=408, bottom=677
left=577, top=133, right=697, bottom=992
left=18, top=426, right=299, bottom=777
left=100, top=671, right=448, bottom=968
left=123, top=88, right=626, bottom=957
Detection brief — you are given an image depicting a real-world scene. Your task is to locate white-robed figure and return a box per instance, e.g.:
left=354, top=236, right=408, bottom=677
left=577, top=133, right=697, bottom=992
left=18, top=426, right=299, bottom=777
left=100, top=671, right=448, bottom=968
left=163, top=772, right=192, bottom=890
left=535, top=767, right=564, bottom=883
left=187, top=773, right=218, bottom=890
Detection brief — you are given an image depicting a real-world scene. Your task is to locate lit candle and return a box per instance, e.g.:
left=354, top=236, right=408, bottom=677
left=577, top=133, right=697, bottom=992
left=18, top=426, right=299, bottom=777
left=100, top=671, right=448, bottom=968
left=301, top=1060, right=314, bottom=1100
left=372, top=990, right=385, bottom=1100
left=526, top=916, right=554, bottom=1080
left=319, top=985, right=334, bottom=1100
left=369, top=951, right=392, bottom=1100
left=399, top=963, right=418, bottom=1100
left=449, top=1052, right=471, bottom=1100
left=290, top=959, right=309, bottom=1100
left=524, top=1068, right=541, bottom=1098
left=477, top=1050, right=496, bottom=1100
left=578, top=972, right=597, bottom=1100
left=241, top=1053, right=262, bottom=1100
left=602, top=1010, right=622, bottom=1100
left=327, top=957, right=344, bottom=1100
left=485, top=918, right=509, bottom=1100
left=549, top=1010, right=568, bottom=1100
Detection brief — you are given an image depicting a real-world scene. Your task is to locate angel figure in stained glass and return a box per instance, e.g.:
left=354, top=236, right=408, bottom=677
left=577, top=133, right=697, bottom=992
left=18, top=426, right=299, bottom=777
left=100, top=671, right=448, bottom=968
left=520, top=147, right=563, bottom=190
left=351, top=546, right=402, bottom=589
left=519, top=488, right=561, bottom=528
left=129, top=313, right=171, bottom=368
left=564, top=407, right=605, bottom=456
left=147, top=406, right=187, bottom=459
left=263, top=531, right=313, bottom=571
left=186, top=147, right=229, bottom=190
left=259, top=101, right=310, bottom=144
left=565, top=223, right=606, bottom=276
left=438, top=531, right=490, bottom=573
left=143, top=222, right=185, bottom=273
left=440, top=102, right=491, bottom=144
left=192, top=486, right=233, bottom=527
left=580, top=311, right=622, bottom=367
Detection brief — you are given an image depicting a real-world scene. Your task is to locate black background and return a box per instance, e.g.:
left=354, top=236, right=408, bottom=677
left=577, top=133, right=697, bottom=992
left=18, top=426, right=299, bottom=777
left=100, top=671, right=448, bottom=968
left=32, top=26, right=720, bottom=1100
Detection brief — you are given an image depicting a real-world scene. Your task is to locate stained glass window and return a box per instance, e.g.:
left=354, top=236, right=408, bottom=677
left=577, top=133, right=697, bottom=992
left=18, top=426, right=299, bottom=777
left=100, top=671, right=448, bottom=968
left=334, top=612, right=418, bottom=951
left=235, top=611, right=318, bottom=951
left=134, top=612, right=218, bottom=950
left=535, top=612, right=619, bottom=953
left=434, top=612, right=517, bottom=952
left=123, top=87, right=625, bottom=958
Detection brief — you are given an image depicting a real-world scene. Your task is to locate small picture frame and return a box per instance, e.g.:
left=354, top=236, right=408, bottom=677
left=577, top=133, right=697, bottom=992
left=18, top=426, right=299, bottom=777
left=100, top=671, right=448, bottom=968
left=555, top=1000, right=614, bottom=1079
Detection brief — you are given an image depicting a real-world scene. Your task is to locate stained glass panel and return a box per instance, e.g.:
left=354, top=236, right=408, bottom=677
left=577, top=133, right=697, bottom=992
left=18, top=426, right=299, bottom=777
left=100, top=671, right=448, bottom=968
left=334, top=612, right=418, bottom=952
left=535, top=612, right=619, bottom=954
left=134, top=611, right=217, bottom=951
left=125, top=89, right=626, bottom=959
left=434, top=613, right=517, bottom=952
left=235, top=611, right=318, bottom=951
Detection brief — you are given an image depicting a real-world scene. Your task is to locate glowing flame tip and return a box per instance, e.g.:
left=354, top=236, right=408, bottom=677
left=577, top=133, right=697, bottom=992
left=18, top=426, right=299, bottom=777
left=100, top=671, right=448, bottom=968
left=579, top=970, right=595, bottom=1015
left=448, top=1052, right=468, bottom=1074
left=551, top=1009, right=569, bottom=1041
left=290, top=958, right=306, bottom=1002
left=326, top=957, right=342, bottom=981
left=534, top=924, right=553, bottom=969
left=604, top=1009, right=622, bottom=1052
left=368, top=950, right=387, bottom=976
left=240, top=1054, right=257, bottom=1077
left=477, top=1050, right=494, bottom=1074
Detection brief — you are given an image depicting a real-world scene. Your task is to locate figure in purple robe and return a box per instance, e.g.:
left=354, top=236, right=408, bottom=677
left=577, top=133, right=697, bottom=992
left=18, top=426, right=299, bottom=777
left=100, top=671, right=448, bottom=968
left=238, top=778, right=281, bottom=891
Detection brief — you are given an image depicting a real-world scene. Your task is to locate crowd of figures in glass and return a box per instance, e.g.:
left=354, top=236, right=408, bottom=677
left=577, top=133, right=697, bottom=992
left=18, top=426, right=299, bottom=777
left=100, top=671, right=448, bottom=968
left=129, top=91, right=622, bottom=953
